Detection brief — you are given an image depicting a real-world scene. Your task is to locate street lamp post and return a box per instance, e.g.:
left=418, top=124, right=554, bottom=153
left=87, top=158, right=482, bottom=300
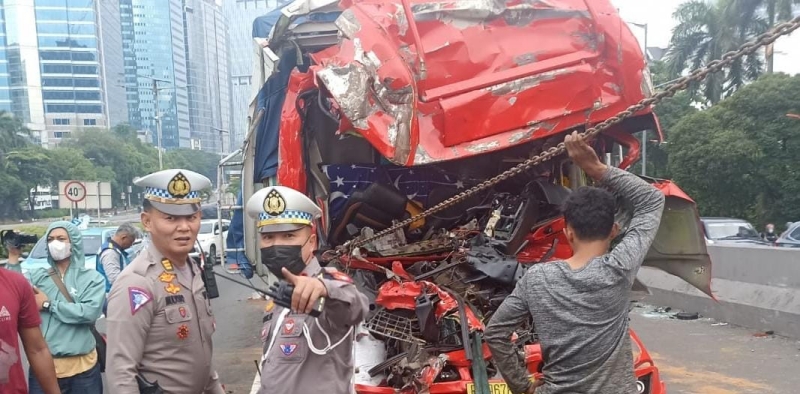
left=212, top=127, right=229, bottom=157
left=630, top=21, right=649, bottom=176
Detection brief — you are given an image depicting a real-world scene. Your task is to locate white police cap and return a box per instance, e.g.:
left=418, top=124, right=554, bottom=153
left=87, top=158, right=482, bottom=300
left=245, top=186, right=321, bottom=233
left=134, top=169, right=211, bottom=216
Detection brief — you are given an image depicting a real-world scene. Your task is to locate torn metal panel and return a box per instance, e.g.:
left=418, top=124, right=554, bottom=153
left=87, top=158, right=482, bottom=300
left=312, top=0, right=655, bottom=165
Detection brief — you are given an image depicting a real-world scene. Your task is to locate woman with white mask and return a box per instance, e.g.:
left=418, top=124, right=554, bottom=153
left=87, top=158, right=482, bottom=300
left=18, top=221, right=106, bottom=393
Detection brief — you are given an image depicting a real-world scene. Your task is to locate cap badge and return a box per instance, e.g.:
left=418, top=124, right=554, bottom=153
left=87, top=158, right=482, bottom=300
left=168, top=172, right=191, bottom=198
left=264, top=189, right=286, bottom=216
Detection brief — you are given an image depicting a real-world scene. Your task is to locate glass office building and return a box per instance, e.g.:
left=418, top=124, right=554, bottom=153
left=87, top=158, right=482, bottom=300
left=184, top=0, right=230, bottom=155
left=221, top=0, right=276, bottom=150
left=0, top=0, right=125, bottom=147
left=120, top=0, right=191, bottom=150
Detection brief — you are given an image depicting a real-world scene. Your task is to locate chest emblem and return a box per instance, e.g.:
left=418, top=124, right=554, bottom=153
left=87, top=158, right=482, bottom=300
left=179, top=306, right=187, bottom=318
left=280, top=343, right=297, bottom=356
left=177, top=324, right=189, bottom=340
left=165, top=283, right=181, bottom=295
left=159, top=272, right=176, bottom=283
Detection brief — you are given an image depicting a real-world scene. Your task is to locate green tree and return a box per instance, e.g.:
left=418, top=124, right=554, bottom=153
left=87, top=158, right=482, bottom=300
left=164, top=149, right=221, bottom=187
left=47, top=147, right=101, bottom=185
left=732, top=0, right=800, bottom=73
left=665, top=0, right=767, bottom=105
left=667, top=73, right=800, bottom=225
left=5, top=146, right=53, bottom=213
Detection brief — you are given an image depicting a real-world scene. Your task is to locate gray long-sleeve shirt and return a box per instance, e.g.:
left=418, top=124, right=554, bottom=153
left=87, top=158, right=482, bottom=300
left=485, top=166, right=665, bottom=394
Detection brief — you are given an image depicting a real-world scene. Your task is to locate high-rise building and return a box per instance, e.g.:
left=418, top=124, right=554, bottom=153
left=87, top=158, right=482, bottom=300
left=184, top=0, right=231, bottom=155
left=120, top=0, right=191, bottom=150
left=1, top=0, right=126, bottom=147
left=221, top=0, right=277, bottom=150
left=97, top=0, right=128, bottom=127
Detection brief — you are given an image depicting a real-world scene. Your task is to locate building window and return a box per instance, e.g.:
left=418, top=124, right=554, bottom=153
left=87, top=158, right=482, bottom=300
left=53, top=118, right=70, bottom=125
left=84, top=119, right=97, bottom=126
left=54, top=131, right=71, bottom=139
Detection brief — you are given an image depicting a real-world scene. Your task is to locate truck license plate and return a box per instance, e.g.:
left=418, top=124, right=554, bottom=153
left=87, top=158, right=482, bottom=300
left=466, top=383, right=511, bottom=394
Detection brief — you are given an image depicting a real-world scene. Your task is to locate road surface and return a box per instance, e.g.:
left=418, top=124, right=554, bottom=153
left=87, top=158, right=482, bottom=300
left=630, top=302, right=800, bottom=394
left=18, top=272, right=800, bottom=393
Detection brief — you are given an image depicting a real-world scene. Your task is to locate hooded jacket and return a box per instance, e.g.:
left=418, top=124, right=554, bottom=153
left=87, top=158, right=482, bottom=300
left=26, top=221, right=106, bottom=358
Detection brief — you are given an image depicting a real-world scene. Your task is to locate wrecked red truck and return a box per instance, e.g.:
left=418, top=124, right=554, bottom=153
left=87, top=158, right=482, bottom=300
left=225, top=0, right=715, bottom=393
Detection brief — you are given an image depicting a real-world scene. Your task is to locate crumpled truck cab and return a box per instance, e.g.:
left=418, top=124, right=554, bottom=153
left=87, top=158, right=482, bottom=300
left=237, top=0, right=716, bottom=393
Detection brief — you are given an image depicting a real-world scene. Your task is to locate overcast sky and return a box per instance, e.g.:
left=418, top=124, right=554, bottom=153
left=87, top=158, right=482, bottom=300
left=611, top=0, right=800, bottom=75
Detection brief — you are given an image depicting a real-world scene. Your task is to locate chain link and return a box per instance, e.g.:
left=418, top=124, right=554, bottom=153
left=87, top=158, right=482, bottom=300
left=335, top=15, right=800, bottom=255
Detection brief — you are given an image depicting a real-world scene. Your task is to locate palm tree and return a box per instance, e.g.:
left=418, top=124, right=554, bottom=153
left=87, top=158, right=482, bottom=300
left=666, top=0, right=767, bottom=105
left=732, top=0, right=800, bottom=73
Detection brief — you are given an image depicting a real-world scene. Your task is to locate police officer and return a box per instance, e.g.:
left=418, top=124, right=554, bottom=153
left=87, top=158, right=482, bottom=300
left=246, top=186, right=369, bottom=394
left=106, top=169, right=225, bottom=394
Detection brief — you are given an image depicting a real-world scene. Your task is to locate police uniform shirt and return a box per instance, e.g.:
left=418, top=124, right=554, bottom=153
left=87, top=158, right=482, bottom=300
left=258, top=258, right=369, bottom=394
left=105, top=169, right=224, bottom=394
left=106, top=245, right=224, bottom=394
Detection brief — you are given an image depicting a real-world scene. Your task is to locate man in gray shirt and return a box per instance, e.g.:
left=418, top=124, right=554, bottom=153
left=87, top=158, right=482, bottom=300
left=485, top=131, right=665, bottom=394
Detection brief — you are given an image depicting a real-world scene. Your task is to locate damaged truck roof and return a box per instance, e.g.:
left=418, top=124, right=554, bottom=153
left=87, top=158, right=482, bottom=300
left=307, top=0, right=658, bottom=165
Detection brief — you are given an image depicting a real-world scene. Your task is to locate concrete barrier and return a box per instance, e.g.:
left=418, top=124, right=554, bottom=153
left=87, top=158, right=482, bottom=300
left=637, top=244, right=800, bottom=339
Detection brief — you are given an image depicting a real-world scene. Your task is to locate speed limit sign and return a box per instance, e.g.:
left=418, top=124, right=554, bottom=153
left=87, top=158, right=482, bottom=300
left=64, top=181, right=87, bottom=203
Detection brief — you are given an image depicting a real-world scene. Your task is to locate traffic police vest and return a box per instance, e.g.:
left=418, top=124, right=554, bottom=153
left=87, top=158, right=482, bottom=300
left=96, top=240, right=129, bottom=292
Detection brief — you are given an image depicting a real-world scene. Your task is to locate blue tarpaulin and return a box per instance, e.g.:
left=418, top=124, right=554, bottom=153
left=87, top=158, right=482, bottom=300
left=225, top=47, right=302, bottom=278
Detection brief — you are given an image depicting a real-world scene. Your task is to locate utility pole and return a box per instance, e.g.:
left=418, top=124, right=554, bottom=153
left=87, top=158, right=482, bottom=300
left=212, top=127, right=229, bottom=157
left=153, top=79, right=164, bottom=170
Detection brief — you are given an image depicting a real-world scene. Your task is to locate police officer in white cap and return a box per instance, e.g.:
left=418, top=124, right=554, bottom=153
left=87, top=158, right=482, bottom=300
left=246, top=185, right=369, bottom=394
left=106, top=169, right=225, bottom=394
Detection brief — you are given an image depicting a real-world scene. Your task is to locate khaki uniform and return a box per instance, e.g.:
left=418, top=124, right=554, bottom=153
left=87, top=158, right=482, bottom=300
left=106, top=245, right=224, bottom=394
left=258, top=258, right=369, bottom=394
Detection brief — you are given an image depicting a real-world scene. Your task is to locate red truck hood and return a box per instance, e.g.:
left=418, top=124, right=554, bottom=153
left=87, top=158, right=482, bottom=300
left=310, top=0, right=658, bottom=165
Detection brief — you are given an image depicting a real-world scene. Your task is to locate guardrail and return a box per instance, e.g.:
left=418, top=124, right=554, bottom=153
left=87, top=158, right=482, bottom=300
left=637, top=244, right=800, bottom=338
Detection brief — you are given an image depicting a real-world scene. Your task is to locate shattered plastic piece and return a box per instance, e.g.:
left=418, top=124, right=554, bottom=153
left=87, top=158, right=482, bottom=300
left=375, top=280, right=484, bottom=331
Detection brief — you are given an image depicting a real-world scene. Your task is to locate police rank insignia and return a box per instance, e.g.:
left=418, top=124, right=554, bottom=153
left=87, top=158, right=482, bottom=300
left=264, top=189, right=286, bottom=216
left=159, top=272, right=176, bottom=283
left=167, top=172, right=191, bottom=198
left=177, top=324, right=189, bottom=339
left=165, top=283, right=181, bottom=294
left=280, top=343, right=297, bottom=356
left=128, top=287, right=152, bottom=315
left=161, top=259, right=174, bottom=272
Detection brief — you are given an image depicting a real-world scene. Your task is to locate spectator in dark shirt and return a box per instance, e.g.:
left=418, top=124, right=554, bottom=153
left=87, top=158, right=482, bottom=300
left=2, top=247, right=60, bottom=394
left=485, top=132, right=665, bottom=394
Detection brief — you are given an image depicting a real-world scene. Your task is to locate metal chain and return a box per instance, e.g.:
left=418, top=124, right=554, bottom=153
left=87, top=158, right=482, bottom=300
left=336, top=15, right=800, bottom=255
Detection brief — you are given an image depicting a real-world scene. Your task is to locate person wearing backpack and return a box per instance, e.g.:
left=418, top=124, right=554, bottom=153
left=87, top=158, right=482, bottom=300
left=96, top=223, right=139, bottom=314
left=9, top=221, right=106, bottom=393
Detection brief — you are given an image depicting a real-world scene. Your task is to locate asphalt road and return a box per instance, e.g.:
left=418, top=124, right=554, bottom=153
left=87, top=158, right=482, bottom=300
left=630, top=302, right=800, bottom=394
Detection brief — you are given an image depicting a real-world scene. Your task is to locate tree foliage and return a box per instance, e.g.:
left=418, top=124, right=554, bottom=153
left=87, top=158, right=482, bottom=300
left=668, top=73, right=800, bottom=226
left=0, top=120, right=222, bottom=219
left=665, top=0, right=767, bottom=105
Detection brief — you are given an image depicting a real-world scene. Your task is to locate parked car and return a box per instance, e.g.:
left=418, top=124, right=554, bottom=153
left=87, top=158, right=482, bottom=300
left=700, top=217, right=771, bottom=246
left=775, top=221, right=800, bottom=248
left=20, top=226, right=138, bottom=278
left=197, top=219, right=229, bottom=264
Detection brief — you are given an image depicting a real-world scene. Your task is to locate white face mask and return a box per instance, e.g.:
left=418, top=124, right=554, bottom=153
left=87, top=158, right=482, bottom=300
left=48, top=240, right=72, bottom=261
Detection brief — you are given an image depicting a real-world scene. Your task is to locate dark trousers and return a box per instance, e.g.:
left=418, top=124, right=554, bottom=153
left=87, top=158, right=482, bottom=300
left=29, top=361, right=103, bottom=394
